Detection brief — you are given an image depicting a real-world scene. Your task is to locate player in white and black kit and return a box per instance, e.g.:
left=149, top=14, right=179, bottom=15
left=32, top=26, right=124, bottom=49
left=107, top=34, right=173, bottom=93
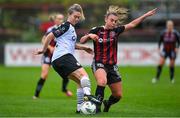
left=33, top=13, right=74, bottom=100
left=34, top=4, right=100, bottom=113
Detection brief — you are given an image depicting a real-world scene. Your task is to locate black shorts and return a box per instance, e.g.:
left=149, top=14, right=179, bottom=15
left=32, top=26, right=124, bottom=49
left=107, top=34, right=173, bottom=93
left=52, top=53, right=82, bottom=79
left=91, top=61, right=122, bottom=85
left=42, top=54, right=52, bottom=65
left=160, top=50, right=176, bottom=60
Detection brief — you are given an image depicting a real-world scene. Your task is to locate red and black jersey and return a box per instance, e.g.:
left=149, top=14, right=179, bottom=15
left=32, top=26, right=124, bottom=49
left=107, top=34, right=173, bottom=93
left=159, top=29, right=180, bottom=52
left=89, top=26, right=125, bottom=65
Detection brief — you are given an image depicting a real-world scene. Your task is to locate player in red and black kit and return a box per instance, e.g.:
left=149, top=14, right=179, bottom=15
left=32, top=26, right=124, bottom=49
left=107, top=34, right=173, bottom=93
left=80, top=5, right=157, bottom=112
left=152, top=20, right=180, bottom=84
left=33, top=13, right=73, bottom=99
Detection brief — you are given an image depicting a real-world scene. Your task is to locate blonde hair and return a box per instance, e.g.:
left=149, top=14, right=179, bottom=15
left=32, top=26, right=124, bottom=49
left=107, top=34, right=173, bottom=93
left=106, top=5, right=128, bottom=25
left=166, top=20, right=174, bottom=31
left=166, top=20, right=174, bottom=26
left=49, top=13, right=64, bottom=22
left=68, top=4, right=85, bottom=20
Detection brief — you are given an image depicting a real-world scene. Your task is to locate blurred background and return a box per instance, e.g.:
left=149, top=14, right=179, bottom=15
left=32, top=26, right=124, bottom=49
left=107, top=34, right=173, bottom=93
left=0, top=0, right=180, bottom=65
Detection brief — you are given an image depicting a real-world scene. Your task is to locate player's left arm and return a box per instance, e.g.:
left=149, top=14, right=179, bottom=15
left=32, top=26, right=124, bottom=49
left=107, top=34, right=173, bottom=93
left=75, top=43, right=93, bottom=55
left=124, top=8, right=157, bottom=31
left=80, top=34, right=99, bottom=44
left=175, top=31, right=180, bottom=53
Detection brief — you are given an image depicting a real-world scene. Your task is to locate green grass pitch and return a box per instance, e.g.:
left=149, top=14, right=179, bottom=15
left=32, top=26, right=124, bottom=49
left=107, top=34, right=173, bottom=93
left=0, top=65, right=180, bottom=117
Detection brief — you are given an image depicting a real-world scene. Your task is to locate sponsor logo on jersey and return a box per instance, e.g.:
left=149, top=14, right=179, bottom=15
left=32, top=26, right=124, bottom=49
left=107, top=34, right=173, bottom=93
left=100, top=32, right=105, bottom=34
left=72, top=36, right=76, bottom=41
left=98, top=38, right=103, bottom=43
left=96, top=63, right=104, bottom=68
left=54, top=30, right=61, bottom=36
left=76, top=62, right=81, bottom=66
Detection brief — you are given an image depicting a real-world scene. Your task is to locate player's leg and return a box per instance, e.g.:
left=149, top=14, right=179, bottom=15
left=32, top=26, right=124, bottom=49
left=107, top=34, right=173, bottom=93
left=51, top=54, right=87, bottom=113
left=103, top=65, right=122, bottom=112
left=93, top=68, right=107, bottom=113
left=156, top=56, right=165, bottom=79
left=169, top=51, right=176, bottom=83
left=152, top=56, right=165, bottom=83
left=62, top=78, right=73, bottom=96
left=169, top=59, right=175, bottom=83
left=68, top=68, right=101, bottom=104
left=68, top=67, right=91, bottom=95
left=76, top=85, right=84, bottom=113
left=52, top=54, right=100, bottom=111
left=92, top=62, right=107, bottom=112
left=103, top=82, right=122, bottom=112
left=33, top=64, right=50, bottom=99
left=51, top=56, right=84, bottom=113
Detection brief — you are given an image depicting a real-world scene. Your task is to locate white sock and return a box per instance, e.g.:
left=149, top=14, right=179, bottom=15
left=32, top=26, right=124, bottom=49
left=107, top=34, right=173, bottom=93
left=77, top=88, right=84, bottom=111
left=80, top=76, right=91, bottom=95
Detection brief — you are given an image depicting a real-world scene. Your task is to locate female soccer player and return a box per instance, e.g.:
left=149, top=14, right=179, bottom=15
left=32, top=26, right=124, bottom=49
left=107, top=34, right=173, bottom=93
left=33, top=13, right=74, bottom=99
left=34, top=4, right=100, bottom=113
left=152, top=20, right=180, bottom=84
left=80, top=6, right=157, bottom=112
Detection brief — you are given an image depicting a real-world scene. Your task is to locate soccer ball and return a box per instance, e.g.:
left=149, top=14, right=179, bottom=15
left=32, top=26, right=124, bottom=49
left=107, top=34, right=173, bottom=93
left=80, top=101, right=96, bottom=115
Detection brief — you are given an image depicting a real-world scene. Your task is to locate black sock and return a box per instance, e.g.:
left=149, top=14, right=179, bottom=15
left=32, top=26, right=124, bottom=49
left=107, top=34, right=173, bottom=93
left=95, top=85, right=105, bottom=102
left=62, top=79, right=69, bottom=92
left=107, top=95, right=120, bottom=106
left=170, top=66, right=174, bottom=80
left=156, top=65, right=162, bottom=79
left=34, top=78, right=45, bottom=97
left=95, top=85, right=105, bottom=112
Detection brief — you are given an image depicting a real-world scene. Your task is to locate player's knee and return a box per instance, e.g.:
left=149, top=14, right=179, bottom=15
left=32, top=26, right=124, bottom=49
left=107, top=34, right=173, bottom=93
left=170, top=65, right=174, bottom=68
left=42, top=69, right=49, bottom=76
left=170, top=61, right=175, bottom=66
left=80, top=76, right=91, bottom=88
left=97, top=78, right=107, bottom=86
left=43, top=73, right=48, bottom=78
left=77, top=68, right=89, bottom=77
left=41, top=73, right=48, bottom=79
left=113, top=92, right=122, bottom=99
left=159, top=62, right=164, bottom=66
left=159, top=59, right=165, bottom=65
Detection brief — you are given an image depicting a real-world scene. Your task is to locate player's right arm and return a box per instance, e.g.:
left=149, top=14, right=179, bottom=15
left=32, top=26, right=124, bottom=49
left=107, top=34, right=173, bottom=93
left=35, top=32, right=55, bottom=55
left=158, top=31, right=164, bottom=53
left=35, top=22, right=70, bottom=55
left=41, top=35, right=46, bottom=44
left=80, top=34, right=99, bottom=44
left=80, top=27, right=99, bottom=44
